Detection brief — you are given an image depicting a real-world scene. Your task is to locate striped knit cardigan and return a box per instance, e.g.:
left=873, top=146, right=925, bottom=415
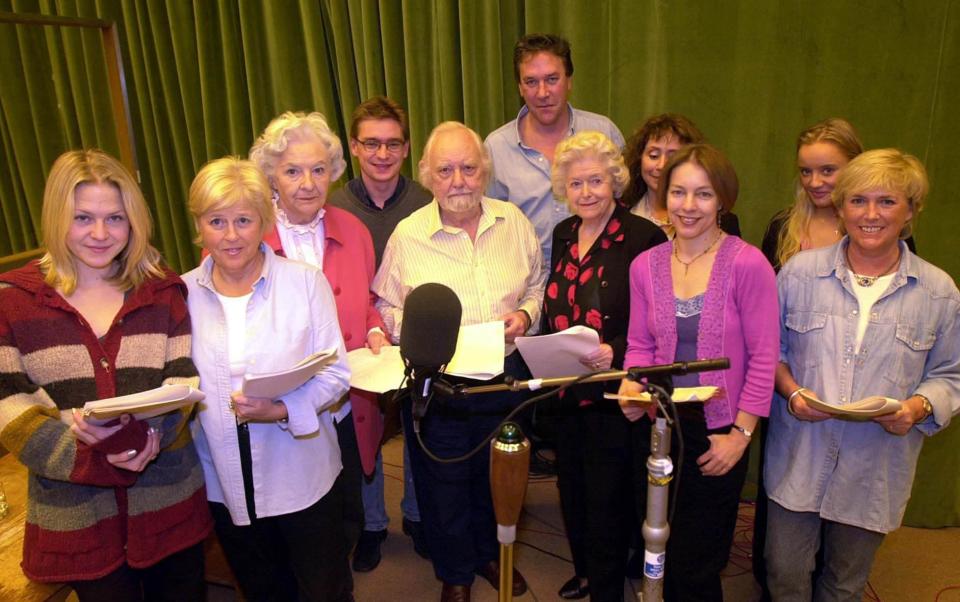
left=0, top=262, right=212, bottom=582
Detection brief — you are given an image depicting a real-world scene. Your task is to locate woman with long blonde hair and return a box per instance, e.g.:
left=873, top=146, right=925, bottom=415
left=0, top=149, right=211, bottom=600
left=762, top=118, right=864, bottom=271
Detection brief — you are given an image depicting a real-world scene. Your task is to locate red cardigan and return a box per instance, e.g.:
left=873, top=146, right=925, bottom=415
left=264, top=205, right=386, bottom=475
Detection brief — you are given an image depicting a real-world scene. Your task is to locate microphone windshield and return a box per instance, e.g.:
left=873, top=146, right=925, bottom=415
left=400, top=283, right=462, bottom=369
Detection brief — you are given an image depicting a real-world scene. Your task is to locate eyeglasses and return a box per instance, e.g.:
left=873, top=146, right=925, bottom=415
left=356, top=138, right=405, bottom=153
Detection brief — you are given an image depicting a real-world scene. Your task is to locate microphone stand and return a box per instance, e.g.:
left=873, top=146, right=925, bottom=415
left=417, top=358, right=728, bottom=602
left=639, top=382, right=674, bottom=602
left=435, top=358, right=730, bottom=397
left=489, top=422, right=530, bottom=602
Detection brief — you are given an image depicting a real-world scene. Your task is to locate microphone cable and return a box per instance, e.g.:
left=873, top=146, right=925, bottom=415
left=402, top=369, right=688, bottom=526
left=411, top=371, right=597, bottom=465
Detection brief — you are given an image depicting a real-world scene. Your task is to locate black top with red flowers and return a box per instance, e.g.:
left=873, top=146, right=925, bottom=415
left=543, top=205, right=667, bottom=408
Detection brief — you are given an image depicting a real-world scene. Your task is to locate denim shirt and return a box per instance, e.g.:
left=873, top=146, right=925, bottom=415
left=484, top=104, right=624, bottom=273
left=765, top=239, right=960, bottom=533
left=184, top=245, right=351, bottom=525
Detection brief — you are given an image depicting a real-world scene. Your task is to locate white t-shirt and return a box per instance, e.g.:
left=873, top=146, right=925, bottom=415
left=849, top=271, right=895, bottom=354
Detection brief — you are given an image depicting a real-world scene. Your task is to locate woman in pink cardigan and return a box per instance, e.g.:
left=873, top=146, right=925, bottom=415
left=618, top=144, right=779, bottom=601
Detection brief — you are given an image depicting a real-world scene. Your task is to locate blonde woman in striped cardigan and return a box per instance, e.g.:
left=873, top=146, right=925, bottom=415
left=0, top=149, right=211, bottom=600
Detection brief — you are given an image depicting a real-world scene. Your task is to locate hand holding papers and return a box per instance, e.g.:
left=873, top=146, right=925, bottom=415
left=515, top=325, right=600, bottom=378
left=241, top=348, right=339, bottom=399
left=798, top=390, right=902, bottom=418
left=82, top=384, right=206, bottom=425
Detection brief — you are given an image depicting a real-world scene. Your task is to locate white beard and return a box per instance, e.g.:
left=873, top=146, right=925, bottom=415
left=438, top=193, right=480, bottom=214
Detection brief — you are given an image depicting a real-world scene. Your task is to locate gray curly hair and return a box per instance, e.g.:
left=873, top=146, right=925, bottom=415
left=249, top=111, right=347, bottom=183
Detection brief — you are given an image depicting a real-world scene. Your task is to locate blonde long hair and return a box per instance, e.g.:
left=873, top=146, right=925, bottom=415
left=39, top=149, right=163, bottom=294
left=776, top=118, right=862, bottom=268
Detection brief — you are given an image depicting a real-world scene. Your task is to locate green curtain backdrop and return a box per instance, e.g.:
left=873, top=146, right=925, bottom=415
left=1, top=0, right=958, bottom=526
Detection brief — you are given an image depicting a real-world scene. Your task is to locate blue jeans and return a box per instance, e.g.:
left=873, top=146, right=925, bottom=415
left=361, top=438, right=420, bottom=531
left=765, top=500, right=885, bottom=602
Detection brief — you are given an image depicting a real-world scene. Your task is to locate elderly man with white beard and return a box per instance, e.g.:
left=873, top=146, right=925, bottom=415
left=373, top=121, right=545, bottom=602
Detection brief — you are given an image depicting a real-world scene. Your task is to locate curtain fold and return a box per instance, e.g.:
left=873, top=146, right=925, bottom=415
left=1, top=0, right=959, bottom=525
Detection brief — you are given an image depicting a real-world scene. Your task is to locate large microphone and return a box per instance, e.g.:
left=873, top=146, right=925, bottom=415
left=399, top=283, right=462, bottom=428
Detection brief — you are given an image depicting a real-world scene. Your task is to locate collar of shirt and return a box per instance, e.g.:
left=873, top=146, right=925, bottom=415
left=818, top=237, right=918, bottom=292
left=347, top=175, right=409, bottom=211
left=512, top=103, right=576, bottom=148
left=274, top=200, right=325, bottom=234
left=425, top=197, right=507, bottom=239
left=196, top=242, right=276, bottom=300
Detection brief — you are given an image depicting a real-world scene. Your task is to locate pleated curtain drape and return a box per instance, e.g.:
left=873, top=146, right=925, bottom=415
left=1, top=0, right=958, bottom=526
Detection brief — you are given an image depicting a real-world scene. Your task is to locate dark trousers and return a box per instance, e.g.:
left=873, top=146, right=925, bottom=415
left=578, top=408, right=638, bottom=602
left=752, top=416, right=772, bottom=601
left=336, top=410, right=365, bottom=551
left=69, top=542, right=205, bottom=602
left=633, top=405, right=749, bottom=602
left=209, top=472, right=353, bottom=602
left=403, top=352, right=530, bottom=585
left=553, top=409, right=589, bottom=578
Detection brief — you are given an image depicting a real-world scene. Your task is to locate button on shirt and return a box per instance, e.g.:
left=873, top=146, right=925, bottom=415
left=484, top=104, right=625, bottom=275
left=184, top=245, right=351, bottom=525
left=372, top=197, right=545, bottom=356
left=765, top=239, right=960, bottom=533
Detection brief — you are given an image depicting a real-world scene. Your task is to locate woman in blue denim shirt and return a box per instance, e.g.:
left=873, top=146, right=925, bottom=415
left=765, top=149, right=960, bottom=602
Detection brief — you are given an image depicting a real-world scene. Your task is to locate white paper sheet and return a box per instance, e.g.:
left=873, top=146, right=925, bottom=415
left=241, top=348, right=339, bottom=399
left=799, top=391, right=902, bottom=418
left=347, top=321, right=506, bottom=392
left=82, top=384, right=206, bottom=424
left=446, top=321, right=505, bottom=380
left=347, top=346, right=407, bottom=394
left=515, top=325, right=600, bottom=378
left=603, top=386, right=719, bottom=404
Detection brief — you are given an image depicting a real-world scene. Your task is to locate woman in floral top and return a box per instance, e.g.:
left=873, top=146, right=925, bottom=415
left=542, top=131, right=666, bottom=600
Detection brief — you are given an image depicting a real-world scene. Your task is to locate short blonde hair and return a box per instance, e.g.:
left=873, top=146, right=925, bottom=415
left=551, top=131, right=630, bottom=205
left=417, top=121, right=491, bottom=191
left=833, top=148, right=927, bottom=239
left=249, top=111, right=347, bottom=183
left=188, top=157, right=275, bottom=245
left=39, top=149, right=163, bottom=295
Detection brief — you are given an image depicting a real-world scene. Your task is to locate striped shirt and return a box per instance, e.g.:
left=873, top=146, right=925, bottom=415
left=372, top=197, right=545, bottom=355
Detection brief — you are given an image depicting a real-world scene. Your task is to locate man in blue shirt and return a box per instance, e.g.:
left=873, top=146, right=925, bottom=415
left=484, top=33, right=624, bottom=273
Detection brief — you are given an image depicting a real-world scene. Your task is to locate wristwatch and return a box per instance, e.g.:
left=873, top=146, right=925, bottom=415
left=917, top=394, right=933, bottom=420
left=731, top=424, right=753, bottom=440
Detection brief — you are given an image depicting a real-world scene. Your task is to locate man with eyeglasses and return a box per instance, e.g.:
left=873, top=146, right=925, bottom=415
left=484, top=33, right=624, bottom=278
left=330, top=96, right=432, bottom=265
left=329, top=96, right=432, bottom=573
left=373, top=122, right=544, bottom=602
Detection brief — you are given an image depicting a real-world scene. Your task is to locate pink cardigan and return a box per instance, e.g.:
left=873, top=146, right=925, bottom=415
left=265, top=205, right=386, bottom=475
left=624, top=236, right=779, bottom=427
